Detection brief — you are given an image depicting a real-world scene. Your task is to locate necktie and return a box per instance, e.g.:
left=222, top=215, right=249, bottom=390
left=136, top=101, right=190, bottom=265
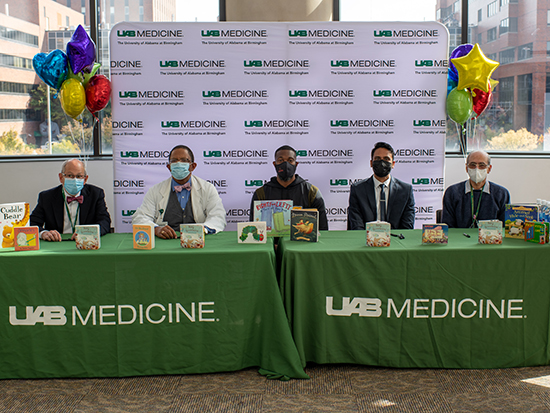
left=66, top=195, right=83, bottom=204
left=379, top=183, right=386, bottom=222
left=174, top=182, right=191, bottom=193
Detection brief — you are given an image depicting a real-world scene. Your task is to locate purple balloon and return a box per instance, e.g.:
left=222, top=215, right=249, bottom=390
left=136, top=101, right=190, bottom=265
left=66, top=25, right=96, bottom=74
left=449, top=44, right=473, bottom=82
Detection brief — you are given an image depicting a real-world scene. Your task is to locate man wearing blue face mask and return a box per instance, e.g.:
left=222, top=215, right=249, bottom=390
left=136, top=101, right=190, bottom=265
left=30, top=159, right=112, bottom=241
left=132, top=145, right=226, bottom=238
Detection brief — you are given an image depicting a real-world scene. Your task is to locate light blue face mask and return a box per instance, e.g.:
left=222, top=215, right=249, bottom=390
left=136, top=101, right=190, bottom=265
left=170, top=162, right=190, bottom=180
left=64, top=178, right=85, bottom=195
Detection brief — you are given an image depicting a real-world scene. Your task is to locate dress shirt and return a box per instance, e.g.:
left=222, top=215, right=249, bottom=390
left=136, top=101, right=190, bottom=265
left=171, top=178, right=192, bottom=209
left=373, top=175, right=391, bottom=221
left=63, top=189, right=81, bottom=234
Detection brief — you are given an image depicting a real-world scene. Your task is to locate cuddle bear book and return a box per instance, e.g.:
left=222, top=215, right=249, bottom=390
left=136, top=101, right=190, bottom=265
left=14, top=226, right=39, bottom=251
left=133, top=224, right=155, bottom=250
left=0, top=202, right=30, bottom=249
left=75, top=225, right=101, bottom=250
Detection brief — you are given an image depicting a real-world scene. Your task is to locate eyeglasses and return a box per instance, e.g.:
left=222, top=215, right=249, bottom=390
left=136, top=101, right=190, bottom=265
left=467, top=162, right=488, bottom=170
left=63, top=173, right=86, bottom=179
left=169, top=158, right=192, bottom=164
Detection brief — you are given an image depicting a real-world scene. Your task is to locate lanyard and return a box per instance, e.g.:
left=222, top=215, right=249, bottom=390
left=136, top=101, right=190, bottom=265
left=470, top=184, right=485, bottom=228
left=63, top=192, right=80, bottom=233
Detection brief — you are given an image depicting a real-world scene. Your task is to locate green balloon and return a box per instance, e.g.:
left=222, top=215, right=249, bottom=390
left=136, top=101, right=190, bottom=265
left=446, top=88, right=473, bottom=124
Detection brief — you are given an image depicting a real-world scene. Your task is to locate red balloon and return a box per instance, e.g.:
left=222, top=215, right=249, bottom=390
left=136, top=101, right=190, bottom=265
left=85, top=74, right=111, bottom=113
left=471, top=83, right=492, bottom=118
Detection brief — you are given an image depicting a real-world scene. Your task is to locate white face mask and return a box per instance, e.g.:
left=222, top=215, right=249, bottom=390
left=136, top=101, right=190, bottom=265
left=468, top=167, right=487, bottom=184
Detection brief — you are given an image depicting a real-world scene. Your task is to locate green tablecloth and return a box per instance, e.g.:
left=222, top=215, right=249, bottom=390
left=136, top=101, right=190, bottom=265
left=279, top=228, right=550, bottom=369
left=0, top=233, right=308, bottom=380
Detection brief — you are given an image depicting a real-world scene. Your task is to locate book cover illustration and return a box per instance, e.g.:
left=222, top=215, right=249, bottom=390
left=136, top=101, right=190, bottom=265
left=14, top=226, right=39, bottom=251
left=253, top=200, right=293, bottom=237
left=422, top=224, right=448, bottom=244
left=0, top=202, right=30, bottom=249
left=133, top=224, right=155, bottom=250
left=180, top=224, right=204, bottom=248
left=75, top=225, right=100, bottom=250
left=290, top=209, right=319, bottom=242
left=366, top=221, right=391, bottom=247
left=478, top=220, right=503, bottom=244
left=524, top=221, right=547, bottom=244
left=504, top=204, right=539, bottom=239
left=237, top=222, right=267, bottom=244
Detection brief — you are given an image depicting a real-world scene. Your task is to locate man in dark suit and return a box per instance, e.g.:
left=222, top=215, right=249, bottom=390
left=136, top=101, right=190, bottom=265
left=347, top=142, right=415, bottom=230
left=30, top=159, right=111, bottom=241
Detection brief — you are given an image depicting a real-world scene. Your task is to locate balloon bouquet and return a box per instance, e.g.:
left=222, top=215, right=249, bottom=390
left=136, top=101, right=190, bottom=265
left=32, top=25, right=111, bottom=151
left=446, top=43, right=499, bottom=153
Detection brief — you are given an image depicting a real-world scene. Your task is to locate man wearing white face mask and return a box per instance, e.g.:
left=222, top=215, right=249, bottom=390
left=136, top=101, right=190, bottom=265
left=132, top=145, right=226, bottom=238
left=30, top=159, right=112, bottom=241
left=442, top=150, right=510, bottom=228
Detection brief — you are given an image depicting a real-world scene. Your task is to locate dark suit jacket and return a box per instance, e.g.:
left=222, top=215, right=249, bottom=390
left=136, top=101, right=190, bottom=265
left=347, top=176, right=415, bottom=230
left=30, top=184, right=111, bottom=236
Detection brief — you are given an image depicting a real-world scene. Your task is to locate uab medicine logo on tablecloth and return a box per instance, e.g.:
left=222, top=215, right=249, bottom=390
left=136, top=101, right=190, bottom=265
left=9, top=302, right=217, bottom=326
left=326, top=297, right=525, bottom=320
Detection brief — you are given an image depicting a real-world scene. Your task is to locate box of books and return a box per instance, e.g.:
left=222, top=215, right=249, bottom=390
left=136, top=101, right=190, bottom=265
left=290, top=209, right=319, bottom=242
left=180, top=224, right=204, bottom=248
left=422, top=224, right=448, bottom=244
left=478, top=220, right=503, bottom=244
left=366, top=221, right=391, bottom=247
left=75, top=225, right=100, bottom=250
left=133, top=224, right=155, bottom=250
left=14, top=226, right=39, bottom=251
left=0, top=202, right=30, bottom=249
left=524, top=221, right=547, bottom=244
left=237, top=222, right=267, bottom=244
left=505, top=204, right=539, bottom=239
left=252, top=200, right=293, bottom=237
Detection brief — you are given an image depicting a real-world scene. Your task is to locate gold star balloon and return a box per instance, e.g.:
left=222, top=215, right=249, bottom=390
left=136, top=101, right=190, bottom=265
left=451, top=43, right=499, bottom=93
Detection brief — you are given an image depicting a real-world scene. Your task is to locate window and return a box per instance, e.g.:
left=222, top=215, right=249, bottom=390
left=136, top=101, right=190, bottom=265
left=487, top=53, right=497, bottom=61
left=500, top=0, right=510, bottom=6
left=453, top=1, right=460, bottom=13
left=547, top=41, right=550, bottom=57
left=0, top=81, right=34, bottom=94
left=0, top=54, right=33, bottom=70
left=478, top=9, right=482, bottom=22
left=518, top=74, right=533, bottom=104
left=487, top=27, right=497, bottom=42
left=0, top=26, right=39, bottom=46
left=487, top=1, right=498, bottom=17
left=499, top=18, right=517, bottom=35
left=477, top=33, right=482, bottom=44
left=499, top=48, right=515, bottom=64
left=518, top=43, right=533, bottom=60
left=548, top=10, right=550, bottom=26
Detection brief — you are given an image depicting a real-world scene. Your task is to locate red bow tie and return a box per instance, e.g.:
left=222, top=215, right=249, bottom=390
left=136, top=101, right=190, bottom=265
left=174, top=182, right=191, bottom=193
left=67, top=195, right=83, bottom=204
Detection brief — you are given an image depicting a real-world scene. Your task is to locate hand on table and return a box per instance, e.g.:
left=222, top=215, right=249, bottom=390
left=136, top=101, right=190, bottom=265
left=41, top=230, right=62, bottom=242
left=155, top=225, right=177, bottom=239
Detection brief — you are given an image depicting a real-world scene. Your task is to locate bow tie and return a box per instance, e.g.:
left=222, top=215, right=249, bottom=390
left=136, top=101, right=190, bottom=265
left=174, top=182, right=191, bottom=193
left=67, top=195, right=84, bottom=204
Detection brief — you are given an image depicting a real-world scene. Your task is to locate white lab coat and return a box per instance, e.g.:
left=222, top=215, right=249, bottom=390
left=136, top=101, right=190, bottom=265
left=132, top=175, right=226, bottom=233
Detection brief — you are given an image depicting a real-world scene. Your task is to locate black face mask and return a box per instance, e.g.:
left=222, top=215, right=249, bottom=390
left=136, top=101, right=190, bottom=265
left=372, top=160, right=392, bottom=178
left=275, top=161, right=296, bottom=181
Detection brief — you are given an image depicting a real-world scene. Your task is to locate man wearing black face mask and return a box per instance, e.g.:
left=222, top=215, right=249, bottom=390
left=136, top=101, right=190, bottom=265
left=347, top=142, right=415, bottom=230
left=249, top=145, right=328, bottom=230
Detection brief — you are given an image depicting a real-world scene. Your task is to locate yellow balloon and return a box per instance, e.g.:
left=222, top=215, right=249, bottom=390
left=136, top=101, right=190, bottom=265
left=59, top=78, right=86, bottom=118
left=451, top=43, right=499, bottom=93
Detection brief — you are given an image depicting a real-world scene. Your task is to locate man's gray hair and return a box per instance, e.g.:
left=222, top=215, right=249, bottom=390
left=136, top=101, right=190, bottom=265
left=466, top=150, right=491, bottom=165
left=61, top=159, right=87, bottom=175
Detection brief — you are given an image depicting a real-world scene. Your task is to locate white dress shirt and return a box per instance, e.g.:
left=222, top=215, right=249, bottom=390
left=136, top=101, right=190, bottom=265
left=63, top=190, right=81, bottom=234
left=373, top=175, right=391, bottom=221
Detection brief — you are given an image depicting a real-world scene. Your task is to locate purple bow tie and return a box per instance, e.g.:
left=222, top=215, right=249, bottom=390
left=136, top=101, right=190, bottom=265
left=67, top=195, right=83, bottom=204
left=174, top=182, right=191, bottom=193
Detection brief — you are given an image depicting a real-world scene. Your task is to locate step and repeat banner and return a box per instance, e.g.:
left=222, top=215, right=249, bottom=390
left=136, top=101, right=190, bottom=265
left=110, top=22, right=448, bottom=232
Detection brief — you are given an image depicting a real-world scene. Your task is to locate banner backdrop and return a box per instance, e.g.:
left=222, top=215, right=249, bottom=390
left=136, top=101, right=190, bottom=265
left=110, top=22, right=449, bottom=232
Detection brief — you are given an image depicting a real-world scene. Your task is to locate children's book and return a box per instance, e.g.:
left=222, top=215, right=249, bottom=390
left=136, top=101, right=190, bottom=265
left=505, top=204, right=539, bottom=239
left=0, top=202, right=30, bottom=249
left=14, top=226, right=39, bottom=251
left=252, top=200, right=293, bottom=237
left=366, top=221, right=391, bottom=247
left=478, top=220, right=503, bottom=244
left=180, top=224, right=205, bottom=248
left=422, top=224, right=448, bottom=244
left=75, top=225, right=100, bottom=250
left=237, top=222, right=267, bottom=244
left=133, top=224, right=155, bottom=249
left=524, top=221, right=547, bottom=244
left=290, top=209, right=319, bottom=242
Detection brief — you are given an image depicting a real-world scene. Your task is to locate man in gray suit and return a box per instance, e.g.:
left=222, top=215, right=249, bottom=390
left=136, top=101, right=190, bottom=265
left=347, top=142, right=415, bottom=230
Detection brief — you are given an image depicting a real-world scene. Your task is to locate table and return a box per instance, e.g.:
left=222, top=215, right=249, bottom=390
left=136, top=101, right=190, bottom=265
left=279, top=228, right=550, bottom=369
left=0, top=233, right=308, bottom=380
